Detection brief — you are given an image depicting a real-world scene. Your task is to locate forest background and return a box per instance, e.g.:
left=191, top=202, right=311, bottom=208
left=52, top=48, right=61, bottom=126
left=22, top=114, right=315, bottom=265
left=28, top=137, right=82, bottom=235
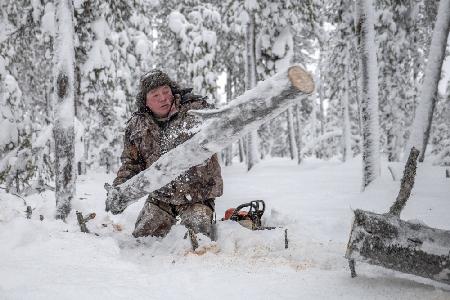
left=1, top=0, right=449, bottom=206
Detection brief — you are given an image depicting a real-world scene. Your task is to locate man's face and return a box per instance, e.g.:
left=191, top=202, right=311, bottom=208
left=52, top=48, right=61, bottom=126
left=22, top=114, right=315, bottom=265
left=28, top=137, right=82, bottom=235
left=146, top=85, right=174, bottom=118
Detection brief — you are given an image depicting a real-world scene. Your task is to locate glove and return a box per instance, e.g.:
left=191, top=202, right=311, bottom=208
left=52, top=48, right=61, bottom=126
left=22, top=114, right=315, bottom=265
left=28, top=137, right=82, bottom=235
left=105, top=183, right=127, bottom=215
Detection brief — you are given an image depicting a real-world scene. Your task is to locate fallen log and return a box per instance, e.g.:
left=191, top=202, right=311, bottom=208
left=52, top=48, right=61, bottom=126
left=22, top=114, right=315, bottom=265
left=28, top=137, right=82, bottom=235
left=105, top=65, right=314, bottom=214
left=345, top=147, right=450, bottom=285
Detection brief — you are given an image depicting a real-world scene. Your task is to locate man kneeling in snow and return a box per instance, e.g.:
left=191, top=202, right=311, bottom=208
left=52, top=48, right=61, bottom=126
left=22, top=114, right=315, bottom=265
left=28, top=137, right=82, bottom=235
left=110, top=70, right=223, bottom=238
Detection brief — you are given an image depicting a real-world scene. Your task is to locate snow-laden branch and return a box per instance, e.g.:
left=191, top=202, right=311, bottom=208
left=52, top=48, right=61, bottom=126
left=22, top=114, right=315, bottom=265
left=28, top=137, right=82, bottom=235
left=105, top=65, right=315, bottom=214
left=300, top=130, right=343, bottom=157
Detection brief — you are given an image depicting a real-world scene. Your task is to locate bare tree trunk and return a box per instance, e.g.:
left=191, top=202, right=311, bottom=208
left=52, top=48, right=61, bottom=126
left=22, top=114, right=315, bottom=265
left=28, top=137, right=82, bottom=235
left=287, top=107, right=297, bottom=160
left=54, top=0, right=76, bottom=220
left=294, top=105, right=303, bottom=164
left=342, top=46, right=352, bottom=162
left=224, top=67, right=233, bottom=166
left=317, top=44, right=325, bottom=136
left=238, top=138, right=245, bottom=163
left=245, top=12, right=259, bottom=171
left=356, top=0, right=380, bottom=189
left=406, top=0, right=450, bottom=162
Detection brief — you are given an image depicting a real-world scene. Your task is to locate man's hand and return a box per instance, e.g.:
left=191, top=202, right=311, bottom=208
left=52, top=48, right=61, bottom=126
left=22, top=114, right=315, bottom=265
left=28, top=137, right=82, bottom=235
left=105, top=183, right=127, bottom=215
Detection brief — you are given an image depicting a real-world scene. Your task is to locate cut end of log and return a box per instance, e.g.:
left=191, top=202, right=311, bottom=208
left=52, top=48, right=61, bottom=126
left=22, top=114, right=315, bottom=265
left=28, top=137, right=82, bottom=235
left=288, top=66, right=315, bottom=94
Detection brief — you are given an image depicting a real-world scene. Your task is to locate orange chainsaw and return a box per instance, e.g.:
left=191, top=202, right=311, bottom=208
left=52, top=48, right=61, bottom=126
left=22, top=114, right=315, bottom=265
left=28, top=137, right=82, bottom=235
left=221, top=200, right=275, bottom=230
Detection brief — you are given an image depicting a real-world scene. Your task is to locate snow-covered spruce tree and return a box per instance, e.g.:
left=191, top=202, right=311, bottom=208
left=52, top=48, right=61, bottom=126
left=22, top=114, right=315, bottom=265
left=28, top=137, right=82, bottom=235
left=355, top=0, right=380, bottom=189
left=74, top=0, right=140, bottom=172
left=0, top=57, right=29, bottom=193
left=296, top=0, right=341, bottom=160
left=215, top=0, right=248, bottom=165
left=260, top=25, right=297, bottom=160
left=250, top=0, right=309, bottom=162
left=167, top=4, right=222, bottom=101
left=376, top=0, right=416, bottom=162
left=53, top=0, right=76, bottom=220
left=307, top=0, right=328, bottom=140
left=326, top=0, right=360, bottom=162
left=0, top=0, right=56, bottom=193
left=292, top=4, right=316, bottom=164
left=406, top=0, right=450, bottom=162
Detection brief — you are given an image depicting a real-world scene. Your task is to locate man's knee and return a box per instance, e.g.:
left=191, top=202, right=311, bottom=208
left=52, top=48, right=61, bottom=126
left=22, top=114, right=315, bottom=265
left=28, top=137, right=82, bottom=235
left=133, top=202, right=175, bottom=238
left=179, top=203, right=214, bottom=237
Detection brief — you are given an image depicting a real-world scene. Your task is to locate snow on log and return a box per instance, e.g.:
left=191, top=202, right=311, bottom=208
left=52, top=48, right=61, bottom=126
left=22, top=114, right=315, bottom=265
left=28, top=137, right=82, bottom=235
left=345, top=209, right=450, bottom=285
left=105, top=65, right=314, bottom=214
left=345, top=148, right=450, bottom=285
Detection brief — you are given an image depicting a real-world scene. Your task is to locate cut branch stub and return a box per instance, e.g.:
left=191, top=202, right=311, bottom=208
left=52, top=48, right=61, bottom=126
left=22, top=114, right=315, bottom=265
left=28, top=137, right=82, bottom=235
left=389, top=147, right=420, bottom=217
left=288, top=66, right=315, bottom=94
left=76, top=211, right=96, bottom=233
left=57, top=73, right=68, bottom=99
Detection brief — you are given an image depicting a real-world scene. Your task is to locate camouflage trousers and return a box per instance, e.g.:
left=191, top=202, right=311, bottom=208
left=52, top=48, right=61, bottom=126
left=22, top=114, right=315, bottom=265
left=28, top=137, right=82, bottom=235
left=133, top=198, right=214, bottom=238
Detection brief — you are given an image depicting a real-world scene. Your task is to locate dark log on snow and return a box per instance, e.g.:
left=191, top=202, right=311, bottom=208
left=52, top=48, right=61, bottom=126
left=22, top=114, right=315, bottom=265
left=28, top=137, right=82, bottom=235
left=345, top=209, right=450, bottom=284
left=76, top=211, right=96, bottom=233
left=105, top=65, right=314, bottom=214
left=345, top=147, right=450, bottom=285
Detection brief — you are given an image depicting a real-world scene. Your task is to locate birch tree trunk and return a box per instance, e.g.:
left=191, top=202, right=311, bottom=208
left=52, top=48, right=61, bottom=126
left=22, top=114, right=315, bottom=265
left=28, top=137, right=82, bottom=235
left=356, top=0, right=380, bottom=189
left=245, top=12, right=259, bottom=171
left=225, top=68, right=233, bottom=166
left=317, top=43, right=325, bottom=136
left=406, top=0, right=450, bottom=162
left=295, top=105, right=303, bottom=165
left=238, top=138, right=245, bottom=163
left=342, top=45, right=352, bottom=162
left=287, top=107, right=297, bottom=160
left=53, top=0, right=76, bottom=220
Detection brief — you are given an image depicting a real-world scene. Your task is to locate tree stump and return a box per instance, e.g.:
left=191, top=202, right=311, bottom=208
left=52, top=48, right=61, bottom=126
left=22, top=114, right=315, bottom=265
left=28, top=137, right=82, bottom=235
left=26, top=206, right=32, bottom=219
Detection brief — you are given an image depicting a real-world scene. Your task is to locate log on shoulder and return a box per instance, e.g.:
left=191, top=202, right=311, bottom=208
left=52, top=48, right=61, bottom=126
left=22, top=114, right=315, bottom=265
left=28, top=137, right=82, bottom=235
left=105, top=65, right=314, bottom=214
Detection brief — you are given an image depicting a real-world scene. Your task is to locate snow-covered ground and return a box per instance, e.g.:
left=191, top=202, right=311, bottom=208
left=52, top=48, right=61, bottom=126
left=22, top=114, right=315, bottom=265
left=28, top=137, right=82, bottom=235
left=1, top=157, right=449, bottom=299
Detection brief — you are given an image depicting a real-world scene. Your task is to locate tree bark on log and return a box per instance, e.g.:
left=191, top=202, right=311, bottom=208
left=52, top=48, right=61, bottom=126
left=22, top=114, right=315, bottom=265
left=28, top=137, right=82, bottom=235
left=345, top=209, right=450, bottom=285
left=105, top=65, right=314, bottom=214
left=346, top=147, right=450, bottom=285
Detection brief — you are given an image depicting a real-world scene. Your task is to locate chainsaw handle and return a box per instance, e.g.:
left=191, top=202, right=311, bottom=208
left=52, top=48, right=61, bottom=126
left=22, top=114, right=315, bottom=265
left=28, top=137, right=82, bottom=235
left=252, top=200, right=265, bottom=215
left=231, top=200, right=265, bottom=219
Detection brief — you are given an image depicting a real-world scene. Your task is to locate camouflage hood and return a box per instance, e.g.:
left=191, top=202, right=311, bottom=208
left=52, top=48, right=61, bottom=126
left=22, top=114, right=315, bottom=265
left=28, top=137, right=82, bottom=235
left=135, top=70, right=180, bottom=112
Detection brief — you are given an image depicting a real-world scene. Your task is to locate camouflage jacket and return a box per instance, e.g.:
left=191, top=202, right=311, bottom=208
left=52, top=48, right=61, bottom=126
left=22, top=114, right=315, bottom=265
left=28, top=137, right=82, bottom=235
left=112, top=94, right=223, bottom=205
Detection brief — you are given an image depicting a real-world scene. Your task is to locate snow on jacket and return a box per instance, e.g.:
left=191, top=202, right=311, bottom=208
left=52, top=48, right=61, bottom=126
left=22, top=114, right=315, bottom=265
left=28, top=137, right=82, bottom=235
left=112, top=93, right=223, bottom=205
